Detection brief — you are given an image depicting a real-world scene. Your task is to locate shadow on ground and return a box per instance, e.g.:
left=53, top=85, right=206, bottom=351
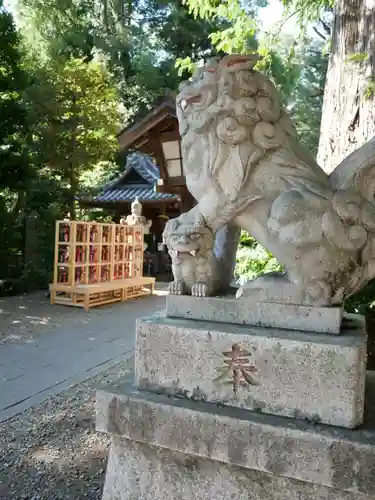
left=0, top=285, right=168, bottom=345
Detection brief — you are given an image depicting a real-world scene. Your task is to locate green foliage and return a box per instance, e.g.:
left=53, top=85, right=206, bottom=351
left=346, top=52, right=368, bottom=64
left=0, top=5, right=123, bottom=288
left=181, top=0, right=329, bottom=154
left=15, top=0, right=95, bottom=61
left=0, top=1, right=32, bottom=190
left=144, top=0, right=225, bottom=59
left=16, top=0, right=224, bottom=123
left=181, top=0, right=260, bottom=55
left=280, top=0, right=333, bottom=31
left=344, top=54, right=375, bottom=101
left=235, top=232, right=282, bottom=285
left=24, top=57, right=121, bottom=218
left=145, top=0, right=228, bottom=80
left=235, top=231, right=375, bottom=316
left=287, top=41, right=328, bottom=154
left=175, top=56, right=197, bottom=76
left=0, top=2, right=34, bottom=285
left=30, top=57, right=120, bottom=165
left=0, top=190, right=24, bottom=272
left=345, top=281, right=375, bottom=315
left=365, top=83, right=375, bottom=100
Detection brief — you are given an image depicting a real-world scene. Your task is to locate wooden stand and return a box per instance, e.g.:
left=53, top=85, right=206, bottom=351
left=50, top=220, right=155, bottom=310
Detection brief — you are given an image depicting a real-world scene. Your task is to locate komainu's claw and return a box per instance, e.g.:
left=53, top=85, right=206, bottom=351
left=191, top=282, right=209, bottom=297
left=168, top=280, right=186, bottom=295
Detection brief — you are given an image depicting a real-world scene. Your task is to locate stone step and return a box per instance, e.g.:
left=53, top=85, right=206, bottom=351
left=96, top=377, right=375, bottom=500
left=166, top=294, right=344, bottom=334
left=135, top=313, right=366, bottom=428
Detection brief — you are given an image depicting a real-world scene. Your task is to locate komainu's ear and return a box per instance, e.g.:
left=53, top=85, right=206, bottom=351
left=218, top=54, right=260, bottom=73
left=204, top=57, right=220, bottom=74
left=185, top=209, right=205, bottom=228
left=162, top=219, right=174, bottom=243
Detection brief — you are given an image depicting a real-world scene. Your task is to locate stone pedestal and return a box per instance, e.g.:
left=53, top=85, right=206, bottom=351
left=96, top=375, right=375, bottom=500
left=136, top=313, right=366, bottom=428
left=96, top=304, right=371, bottom=498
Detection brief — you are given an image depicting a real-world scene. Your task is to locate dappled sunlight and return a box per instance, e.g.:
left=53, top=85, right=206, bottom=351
left=24, top=315, right=51, bottom=326
left=3, top=333, right=35, bottom=343
left=31, top=446, right=60, bottom=464
left=0, top=291, right=99, bottom=344
left=0, top=287, right=167, bottom=345
left=2, top=395, right=105, bottom=494
left=29, top=432, right=108, bottom=469
left=35, top=400, right=93, bottom=426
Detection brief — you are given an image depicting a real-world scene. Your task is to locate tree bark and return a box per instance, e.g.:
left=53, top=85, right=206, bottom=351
left=103, top=0, right=109, bottom=33
left=10, top=190, right=26, bottom=222
left=317, top=0, right=375, bottom=173
left=69, top=166, right=77, bottom=220
left=69, top=92, right=78, bottom=220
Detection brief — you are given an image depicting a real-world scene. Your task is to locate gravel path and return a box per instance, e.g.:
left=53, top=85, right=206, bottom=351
left=0, top=357, right=133, bottom=500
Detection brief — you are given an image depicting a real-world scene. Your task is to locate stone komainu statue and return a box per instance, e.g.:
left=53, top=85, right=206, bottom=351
left=163, top=54, right=375, bottom=306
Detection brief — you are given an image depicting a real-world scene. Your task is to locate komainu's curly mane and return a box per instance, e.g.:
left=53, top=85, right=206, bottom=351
left=177, top=55, right=328, bottom=214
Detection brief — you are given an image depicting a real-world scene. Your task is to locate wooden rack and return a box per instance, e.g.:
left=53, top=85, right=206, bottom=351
left=50, top=220, right=155, bottom=310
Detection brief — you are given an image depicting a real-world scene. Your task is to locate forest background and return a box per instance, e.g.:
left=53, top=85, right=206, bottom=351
left=0, top=0, right=374, bottom=315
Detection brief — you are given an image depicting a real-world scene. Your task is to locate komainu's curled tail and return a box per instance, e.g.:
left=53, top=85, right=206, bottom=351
left=329, top=136, right=375, bottom=202
left=326, top=136, right=375, bottom=297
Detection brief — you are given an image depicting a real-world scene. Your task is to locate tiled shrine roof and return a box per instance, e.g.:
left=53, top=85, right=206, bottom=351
left=96, top=185, right=177, bottom=203
left=82, top=153, right=179, bottom=205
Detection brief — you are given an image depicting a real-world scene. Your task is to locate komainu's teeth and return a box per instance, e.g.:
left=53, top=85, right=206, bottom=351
left=189, top=250, right=196, bottom=256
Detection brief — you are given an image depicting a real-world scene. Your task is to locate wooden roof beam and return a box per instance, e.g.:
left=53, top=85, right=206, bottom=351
left=117, top=102, right=177, bottom=151
left=148, top=130, right=169, bottom=181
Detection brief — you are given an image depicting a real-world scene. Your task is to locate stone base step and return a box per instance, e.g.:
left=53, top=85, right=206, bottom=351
left=96, top=378, right=375, bottom=499
left=166, top=294, right=344, bottom=334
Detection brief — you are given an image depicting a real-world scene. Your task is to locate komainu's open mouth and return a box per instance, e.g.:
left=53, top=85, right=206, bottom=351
left=180, top=95, right=202, bottom=111
left=187, top=94, right=202, bottom=105
left=176, top=250, right=197, bottom=257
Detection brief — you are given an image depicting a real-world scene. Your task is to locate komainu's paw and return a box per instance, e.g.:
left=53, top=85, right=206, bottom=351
left=191, top=282, right=210, bottom=297
left=168, top=280, right=186, bottom=295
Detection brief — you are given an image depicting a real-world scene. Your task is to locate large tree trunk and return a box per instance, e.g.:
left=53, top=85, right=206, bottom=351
left=103, top=0, right=109, bottom=33
left=317, top=0, right=375, bottom=173
left=69, top=92, right=78, bottom=220
left=69, top=167, right=77, bottom=220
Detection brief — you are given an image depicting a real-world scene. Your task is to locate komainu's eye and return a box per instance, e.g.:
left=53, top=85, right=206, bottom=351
left=190, top=233, right=200, bottom=240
